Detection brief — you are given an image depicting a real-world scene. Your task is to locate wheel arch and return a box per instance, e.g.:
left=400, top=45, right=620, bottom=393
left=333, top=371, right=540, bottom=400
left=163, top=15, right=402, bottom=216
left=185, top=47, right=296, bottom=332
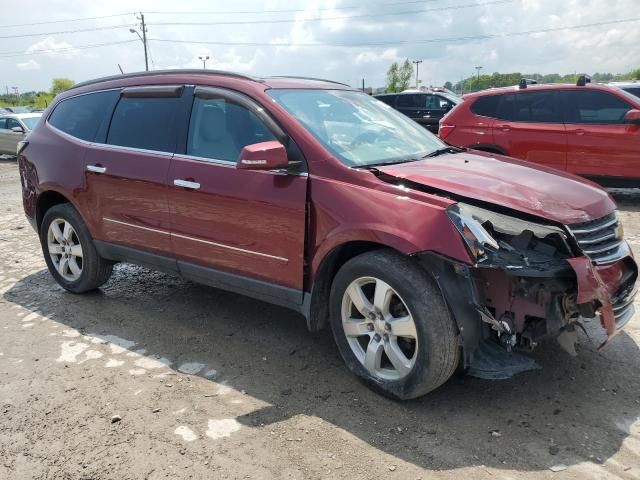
left=36, top=189, right=75, bottom=233
left=303, top=240, right=407, bottom=332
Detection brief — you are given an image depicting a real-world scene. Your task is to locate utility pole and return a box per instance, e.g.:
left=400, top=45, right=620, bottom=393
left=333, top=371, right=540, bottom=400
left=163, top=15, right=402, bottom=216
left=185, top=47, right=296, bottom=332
left=130, top=13, right=149, bottom=71
left=361, top=78, right=365, bottom=92
left=12, top=86, right=19, bottom=104
left=140, top=13, right=149, bottom=72
left=412, top=60, right=423, bottom=89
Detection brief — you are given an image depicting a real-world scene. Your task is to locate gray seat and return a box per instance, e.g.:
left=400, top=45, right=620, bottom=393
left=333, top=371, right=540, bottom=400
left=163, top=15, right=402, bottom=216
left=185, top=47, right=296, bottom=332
left=189, top=104, right=239, bottom=161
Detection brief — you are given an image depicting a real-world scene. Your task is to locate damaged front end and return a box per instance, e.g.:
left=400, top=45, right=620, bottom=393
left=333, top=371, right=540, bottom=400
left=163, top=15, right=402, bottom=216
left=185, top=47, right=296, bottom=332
left=443, top=203, right=637, bottom=363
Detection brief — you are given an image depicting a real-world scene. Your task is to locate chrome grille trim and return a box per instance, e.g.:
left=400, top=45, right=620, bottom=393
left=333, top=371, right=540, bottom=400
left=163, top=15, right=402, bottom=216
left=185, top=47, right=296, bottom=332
left=567, top=213, right=626, bottom=264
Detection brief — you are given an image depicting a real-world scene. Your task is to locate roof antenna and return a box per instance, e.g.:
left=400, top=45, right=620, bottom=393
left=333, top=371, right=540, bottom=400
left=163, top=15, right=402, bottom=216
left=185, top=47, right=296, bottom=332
left=117, top=64, right=125, bottom=75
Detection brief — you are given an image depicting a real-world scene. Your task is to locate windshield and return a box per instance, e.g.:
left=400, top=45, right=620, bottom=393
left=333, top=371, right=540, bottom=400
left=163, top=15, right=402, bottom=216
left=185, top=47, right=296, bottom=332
left=267, top=89, right=445, bottom=167
left=21, top=116, right=40, bottom=130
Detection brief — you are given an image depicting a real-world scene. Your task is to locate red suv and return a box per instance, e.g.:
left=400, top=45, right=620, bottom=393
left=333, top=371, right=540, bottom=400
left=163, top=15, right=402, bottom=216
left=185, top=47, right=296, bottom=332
left=18, top=70, right=637, bottom=399
left=439, top=78, right=640, bottom=187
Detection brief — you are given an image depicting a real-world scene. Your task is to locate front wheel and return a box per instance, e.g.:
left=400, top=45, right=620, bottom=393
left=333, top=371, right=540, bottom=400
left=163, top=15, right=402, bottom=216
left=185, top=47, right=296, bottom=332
left=329, top=250, right=459, bottom=400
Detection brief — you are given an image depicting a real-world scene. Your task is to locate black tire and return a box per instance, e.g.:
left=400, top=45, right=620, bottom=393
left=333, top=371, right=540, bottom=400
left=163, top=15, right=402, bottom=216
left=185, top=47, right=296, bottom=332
left=40, top=203, right=113, bottom=293
left=329, top=250, right=459, bottom=400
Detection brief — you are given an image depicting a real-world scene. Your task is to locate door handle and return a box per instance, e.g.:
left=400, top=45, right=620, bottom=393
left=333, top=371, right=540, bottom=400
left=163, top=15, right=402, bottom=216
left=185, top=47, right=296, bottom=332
left=498, top=125, right=511, bottom=132
left=173, top=179, right=201, bottom=190
left=574, top=129, right=586, bottom=136
left=86, top=165, right=107, bottom=174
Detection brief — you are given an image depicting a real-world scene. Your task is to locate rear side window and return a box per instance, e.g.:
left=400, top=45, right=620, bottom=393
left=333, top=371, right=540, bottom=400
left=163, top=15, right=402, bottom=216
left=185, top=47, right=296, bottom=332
left=49, top=90, right=119, bottom=142
left=376, top=95, right=397, bottom=106
left=563, top=90, right=633, bottom=124
left=495, top=94, right=516, bottom=120
left=514, top=91, right=561, bottom=123
left=471, top=95, right=501, bottom=117
left=396, top=94, right=422, bottom=108
left=0, top=118, right=6, bottom=129
left=187, top=97, right=276, bottom=162
left=107, top=96, right=180, bottom=152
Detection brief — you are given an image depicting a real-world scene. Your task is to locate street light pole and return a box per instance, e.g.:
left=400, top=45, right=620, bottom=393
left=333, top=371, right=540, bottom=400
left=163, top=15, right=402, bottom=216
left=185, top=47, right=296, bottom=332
left=412, top=60, right=423, bottom=89
left=475, top=66, right=483, bottom=89
left=198, top=56, right=210, bottom=69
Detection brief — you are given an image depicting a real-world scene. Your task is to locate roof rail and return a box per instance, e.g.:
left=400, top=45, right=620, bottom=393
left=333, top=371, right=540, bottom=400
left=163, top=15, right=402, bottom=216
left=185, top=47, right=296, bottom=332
left=576, top=74, right=591, bottom=86
left=70, top=69, right=263, bottom=91
left=518, top=78, right=538, bottom=89
left=266, top=76, right=351, bottom=87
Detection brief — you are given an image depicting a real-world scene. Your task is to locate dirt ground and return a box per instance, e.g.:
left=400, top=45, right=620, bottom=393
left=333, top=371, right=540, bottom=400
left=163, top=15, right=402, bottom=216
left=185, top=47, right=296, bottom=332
left=0, top=159, right=639, bottom=480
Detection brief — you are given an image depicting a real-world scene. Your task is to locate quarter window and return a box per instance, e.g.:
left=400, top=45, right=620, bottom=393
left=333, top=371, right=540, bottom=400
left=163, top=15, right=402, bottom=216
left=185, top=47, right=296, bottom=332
left=563, top=90, right=633, bottom=124
left=49, top=90, right=119, bottom=142
left=471, top=95, right=501, bottom=117
left=107, top=96, right=180, bottom=152
left=186, top=97, right=276, bottom=162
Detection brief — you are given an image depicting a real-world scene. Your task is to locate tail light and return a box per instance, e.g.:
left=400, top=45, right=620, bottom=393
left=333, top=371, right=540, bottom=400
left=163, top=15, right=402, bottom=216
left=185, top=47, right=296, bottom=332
left=438, top=123, right=456, bottom=140
left=17, top=140, right=29, bottom=156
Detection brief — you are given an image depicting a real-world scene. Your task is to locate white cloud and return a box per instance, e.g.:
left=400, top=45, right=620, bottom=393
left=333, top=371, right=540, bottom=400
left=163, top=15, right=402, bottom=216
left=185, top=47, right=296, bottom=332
left=16, top=59, right=40, bottom=71
left=25, top=37, right=78, bottom=59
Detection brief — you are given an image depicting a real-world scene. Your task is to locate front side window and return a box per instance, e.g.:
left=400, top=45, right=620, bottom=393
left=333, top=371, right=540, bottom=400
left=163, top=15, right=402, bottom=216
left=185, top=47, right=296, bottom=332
left=563, top=90, right=633, bottom=124
left=267, top=89, right=444, bottom=167
left=187, top=97, right=276, bottom=162
left=107, top=96, right=180, bottom=152
left=622, top=87, right=640, bottom=100
left=49, top=90, right=119, bottom=142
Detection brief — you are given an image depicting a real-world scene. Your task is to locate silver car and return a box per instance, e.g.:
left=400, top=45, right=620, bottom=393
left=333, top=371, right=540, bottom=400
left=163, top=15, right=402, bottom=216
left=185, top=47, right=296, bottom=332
left=0, top=113, right=42, bottom=156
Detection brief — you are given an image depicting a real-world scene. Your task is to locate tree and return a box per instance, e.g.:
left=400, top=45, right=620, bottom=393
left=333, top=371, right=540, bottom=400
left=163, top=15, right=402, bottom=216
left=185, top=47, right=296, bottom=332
left=386, top=62, right=400, bottom=92
left=51, top=78, right=75, bottom=97
left=444, top=81, right=453, bottom=90
left=398, top=59, right=414, bottom=91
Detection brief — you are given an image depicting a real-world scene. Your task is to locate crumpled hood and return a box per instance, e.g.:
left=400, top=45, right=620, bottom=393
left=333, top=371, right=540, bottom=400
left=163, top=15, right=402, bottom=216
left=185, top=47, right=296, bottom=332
left=377, top=151, right=616, bottom=225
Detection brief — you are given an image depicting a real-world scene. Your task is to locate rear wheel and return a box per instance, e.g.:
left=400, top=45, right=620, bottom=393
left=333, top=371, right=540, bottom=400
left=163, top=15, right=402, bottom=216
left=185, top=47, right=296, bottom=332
left=329, top=250, right=459, bottom=400
left=40, top=204, right=113, bottom=293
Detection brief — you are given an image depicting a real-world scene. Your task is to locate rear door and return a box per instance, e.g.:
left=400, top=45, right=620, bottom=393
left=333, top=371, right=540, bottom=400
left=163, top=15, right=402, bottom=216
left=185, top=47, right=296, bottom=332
left=83, top=85, right=187, bottom=263
left=492, top=90, right=567, bottom=170
left=167, top=87, right=308, bottom=305
left=561, top=89, right=639, bottom=181
left=396, top=94, right=428, bottom=126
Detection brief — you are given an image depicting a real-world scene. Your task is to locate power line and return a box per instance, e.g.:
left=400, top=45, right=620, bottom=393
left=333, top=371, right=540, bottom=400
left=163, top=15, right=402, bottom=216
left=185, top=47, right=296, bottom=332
left=0, top=12, right=136, bottom=29
left=148, top=17, right=640, bottom=47
left=0, top=39, right=138, bottom=59
left=145, top=0, right=441, bottom=16
left=0, top=24, right=137, bottom=40
left=151, top=0, right=511, bottom=27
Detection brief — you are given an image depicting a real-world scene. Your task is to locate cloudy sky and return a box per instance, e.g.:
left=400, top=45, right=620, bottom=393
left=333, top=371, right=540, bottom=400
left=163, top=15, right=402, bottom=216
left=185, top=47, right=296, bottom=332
left=1, top=0, right=638, bottom=93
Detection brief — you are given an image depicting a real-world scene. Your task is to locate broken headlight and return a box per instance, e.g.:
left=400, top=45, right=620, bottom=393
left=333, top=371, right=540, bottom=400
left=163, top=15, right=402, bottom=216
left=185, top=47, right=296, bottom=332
left=446, top=203, right=566, bottom=258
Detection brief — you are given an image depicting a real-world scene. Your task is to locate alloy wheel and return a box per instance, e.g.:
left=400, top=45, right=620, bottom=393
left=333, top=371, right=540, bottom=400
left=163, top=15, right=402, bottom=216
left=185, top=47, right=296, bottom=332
left=47, top=218, right=83, bottom=282
left=340, top=276, right=418, bottom=381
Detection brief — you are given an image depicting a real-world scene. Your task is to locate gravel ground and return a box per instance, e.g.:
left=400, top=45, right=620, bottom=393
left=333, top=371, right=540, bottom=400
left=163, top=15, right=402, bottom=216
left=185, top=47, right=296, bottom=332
left=1, top=158, right=639, bottom=480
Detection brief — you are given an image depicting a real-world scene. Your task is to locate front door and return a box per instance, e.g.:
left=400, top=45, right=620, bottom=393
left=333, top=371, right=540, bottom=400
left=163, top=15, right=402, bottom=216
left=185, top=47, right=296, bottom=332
left=0, top=117, right=24, bottom=155
left=167, top=87, right=308, bottom=304
left=84, top=85, right=186, bottom=260
left=561, top=89, right=640, bottom=182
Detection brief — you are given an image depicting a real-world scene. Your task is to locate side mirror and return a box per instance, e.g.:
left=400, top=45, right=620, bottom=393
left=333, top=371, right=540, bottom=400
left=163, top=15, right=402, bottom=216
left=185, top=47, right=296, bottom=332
left=11, top=126, right=24, bottom=133
left=624, top=109, right=640, bottom=125
left=236, top=141, right=288, bottom=171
